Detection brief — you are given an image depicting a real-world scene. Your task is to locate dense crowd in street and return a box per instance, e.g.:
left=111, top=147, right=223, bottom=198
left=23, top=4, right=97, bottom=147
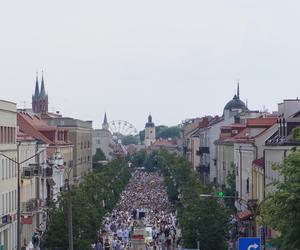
left=92, top=170, right=181, bottom=250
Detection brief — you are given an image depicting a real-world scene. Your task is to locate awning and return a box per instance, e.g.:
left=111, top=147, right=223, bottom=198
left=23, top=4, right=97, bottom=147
left=237, top=209, right=253, bottom=220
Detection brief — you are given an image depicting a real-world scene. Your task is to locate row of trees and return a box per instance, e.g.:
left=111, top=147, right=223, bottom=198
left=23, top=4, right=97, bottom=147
left=131, top=150, right=230, bottom=250
left=42, top=157, right=131, bottom=249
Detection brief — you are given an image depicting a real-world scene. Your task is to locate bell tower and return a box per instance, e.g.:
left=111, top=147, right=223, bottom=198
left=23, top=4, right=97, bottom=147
left=144, top=114, right=156, bottom=146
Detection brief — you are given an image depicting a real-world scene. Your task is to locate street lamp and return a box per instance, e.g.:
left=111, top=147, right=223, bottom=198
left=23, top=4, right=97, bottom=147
left=0, top=146, right=45, bottom=250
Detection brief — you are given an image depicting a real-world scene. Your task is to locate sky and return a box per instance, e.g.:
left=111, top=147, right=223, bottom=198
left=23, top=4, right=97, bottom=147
left=1, top=1, right=300, bottom=131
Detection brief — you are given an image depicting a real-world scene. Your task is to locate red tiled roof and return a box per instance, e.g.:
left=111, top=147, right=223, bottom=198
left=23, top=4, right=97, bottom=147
left=246, top=117, right=277, bottom=127
left=152, top=138, right=177, bottom=147
left=17, top=112, right=71, bottom=145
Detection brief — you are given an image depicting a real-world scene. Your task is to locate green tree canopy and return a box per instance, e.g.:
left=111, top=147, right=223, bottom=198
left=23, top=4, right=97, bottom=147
left=151, top=150, right=230, bottom=250
left=43, top=157, right=131, bottom=249
left=261, top=150, right=300, bottom=250
left=92, top=148, right=107, bottom=170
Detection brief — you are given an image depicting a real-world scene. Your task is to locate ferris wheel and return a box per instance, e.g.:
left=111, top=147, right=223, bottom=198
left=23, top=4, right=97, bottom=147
left=108, top=120, right=138, bottom=138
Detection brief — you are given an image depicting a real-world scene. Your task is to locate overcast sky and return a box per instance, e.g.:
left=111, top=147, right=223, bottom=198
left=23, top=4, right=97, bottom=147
left=1, top=1, right=300, bottom=131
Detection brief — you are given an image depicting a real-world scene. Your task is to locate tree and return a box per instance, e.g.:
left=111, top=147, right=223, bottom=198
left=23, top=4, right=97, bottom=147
left=153, top=150, right=230, bottom=250
left=224, top=162, right=236, bottom=210
left=157, top=126, right=181, bottom=139
left=261, top=150, right=300, bottom=250
left=93, top=148, right=106, bottom=169
left=131, top=150, right=147, bottom=168
left=121, top=135, right=140, bottom=145
left=139, top=125, right=181, bottom=142
left=43, top=157, right=131, bottom=249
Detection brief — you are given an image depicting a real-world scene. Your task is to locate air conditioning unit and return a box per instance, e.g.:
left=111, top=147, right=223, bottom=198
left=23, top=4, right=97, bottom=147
left=22, top=167, right=33, bottom=179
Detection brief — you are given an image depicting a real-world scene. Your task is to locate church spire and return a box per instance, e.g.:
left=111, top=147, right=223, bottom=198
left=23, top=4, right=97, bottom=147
left=104, top=112, right=108, bottom=124
left=237, top=81, right=240, bottom=99
left=102, top=112, right=109, bottom=130
left=34, top=72, right=39, bottom=97
left=40, top=71, right=47, bottom=97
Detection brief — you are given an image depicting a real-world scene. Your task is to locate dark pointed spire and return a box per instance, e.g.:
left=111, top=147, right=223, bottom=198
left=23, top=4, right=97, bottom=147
left=40, top=71, right=47, bottom=97
left=34, top=72, right=39, bottom=97
left=103, top=112, right=108, bottom=125
left=237, top=81, right=240, bottom=99
left=102, top=112, right=109, bottom=130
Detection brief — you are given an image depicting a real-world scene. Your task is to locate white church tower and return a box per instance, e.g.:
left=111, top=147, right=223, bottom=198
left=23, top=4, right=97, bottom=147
left=144, top=114, right=156, bottom=146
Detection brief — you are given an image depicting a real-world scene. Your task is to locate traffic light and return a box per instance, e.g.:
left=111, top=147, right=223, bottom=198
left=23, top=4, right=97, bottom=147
left=218, top=191, right=224, bottom=198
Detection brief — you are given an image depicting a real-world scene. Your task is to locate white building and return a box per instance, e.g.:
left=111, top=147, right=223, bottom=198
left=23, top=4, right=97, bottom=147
left=144, top=114, right=156, bottom=147
left=0, top=100, right=17, bottom=250
left=92, top=113, right=114, bottom=160
left=232, top=118, right=277, bottom=211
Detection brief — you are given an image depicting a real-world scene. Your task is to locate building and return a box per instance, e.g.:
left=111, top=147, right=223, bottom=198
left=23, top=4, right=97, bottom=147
left=144, top=114, right=156, bottom=147
left=17, top=112, right=73, bottom=200
left=261, top=100, right=300, bottom=240
left=17, top=132, right=49, bottom=247
left=0, top=100, right=17, bottom=250
left=233, top=118, right=277, bottom=211
left=151, top=138, right=179, bottom=153
left=92, top=113, right=114, bottom=161
left=215, top=123, right=246, bottom=187
left=181, top=116, right=211, bottom=165
left=44, top=116, right=93, bottom=183
left=32, top=73, right=48, bottom=114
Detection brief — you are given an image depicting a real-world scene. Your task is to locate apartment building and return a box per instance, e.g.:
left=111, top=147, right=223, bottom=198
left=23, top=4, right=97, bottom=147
left=0, top=100, right=17, bottom=250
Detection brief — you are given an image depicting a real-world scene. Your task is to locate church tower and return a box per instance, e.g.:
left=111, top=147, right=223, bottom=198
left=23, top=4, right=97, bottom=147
left=102, top=112, right=109, bottom=130
left=32, top=72, right=48, bottom=114
left=32, top=73, right=40, bottom=113
left=144, top=114, right=156, bottom=146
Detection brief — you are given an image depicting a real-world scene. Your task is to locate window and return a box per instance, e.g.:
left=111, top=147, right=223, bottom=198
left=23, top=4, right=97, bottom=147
left=246, top=178, right=249, bottom=193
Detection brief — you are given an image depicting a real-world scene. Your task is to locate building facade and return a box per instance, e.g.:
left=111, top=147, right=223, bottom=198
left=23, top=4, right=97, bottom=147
left=44, top=117, right=93, bottom=183
left=0, top=100, right=17, bottom=250
left=144, top=115, right=156, bottom=147
left=92, top=113, right=114, bottom=161
left=17, top=112, right=73, bottom=201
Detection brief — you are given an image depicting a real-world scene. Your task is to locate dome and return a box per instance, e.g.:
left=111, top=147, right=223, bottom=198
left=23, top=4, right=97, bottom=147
left=224, top=95, right=248, bottom=113
left=145, top=114, right=155, bottom=128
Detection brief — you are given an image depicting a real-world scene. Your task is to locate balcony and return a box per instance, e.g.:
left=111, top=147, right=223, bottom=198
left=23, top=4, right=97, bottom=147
left=197, top=146, right=210, bottom=155
left=22, top=164, right=41, bottom=179
left=21, top=199, right=38, bottom=214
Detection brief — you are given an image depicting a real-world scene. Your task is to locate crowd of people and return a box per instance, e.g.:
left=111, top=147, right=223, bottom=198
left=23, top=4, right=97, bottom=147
left=92, top=170, right=181, bottom=250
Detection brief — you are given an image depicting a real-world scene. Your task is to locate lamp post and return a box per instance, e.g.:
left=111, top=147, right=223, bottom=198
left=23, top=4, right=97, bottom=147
left=0, top=145, right=45, bottom=250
